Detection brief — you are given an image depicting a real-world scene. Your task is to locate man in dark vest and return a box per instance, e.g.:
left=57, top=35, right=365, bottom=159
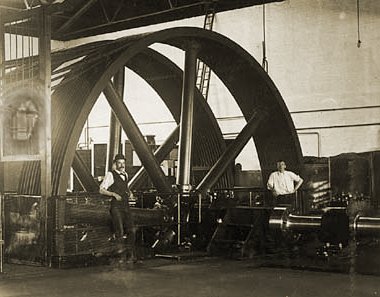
left=99, top=154, right=136, bottom=261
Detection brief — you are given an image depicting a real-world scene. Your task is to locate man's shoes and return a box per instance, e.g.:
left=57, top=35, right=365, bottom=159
left=125, top=257, right=142, bottom=268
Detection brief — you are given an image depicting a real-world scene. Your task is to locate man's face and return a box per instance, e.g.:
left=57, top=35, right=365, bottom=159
left=277, top=161, right=286, bottom=172
left=115, top=159, right=126, bottom=172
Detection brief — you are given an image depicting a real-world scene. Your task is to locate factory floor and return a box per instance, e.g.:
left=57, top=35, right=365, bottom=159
left=0, top=258, right=380, bottom=297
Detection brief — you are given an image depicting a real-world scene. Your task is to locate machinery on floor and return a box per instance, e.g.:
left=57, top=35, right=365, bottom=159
left=1, top=5, right=380, bottom=275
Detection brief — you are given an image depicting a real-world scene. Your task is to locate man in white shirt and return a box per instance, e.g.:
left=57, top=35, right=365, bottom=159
left=267, top=160, right=303, bottom=207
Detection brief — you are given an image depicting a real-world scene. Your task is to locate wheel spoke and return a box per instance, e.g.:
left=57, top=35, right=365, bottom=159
left=129, top=125, right=180, bottom=189
left=197, top=110, right=268, bottom=192
left=103, top=80, right=172, bottom=193
left=106, top=67, right=124, bottom=171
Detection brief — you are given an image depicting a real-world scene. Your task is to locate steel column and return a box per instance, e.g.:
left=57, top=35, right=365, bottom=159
left=369, top=152, right=377, bottom=209
left=0, top=17, right=4, bottom=188
left=106, top=68, right=124, bottom=171
left=0, top=19, right=4, bottom=195
left=38, top=7, right=52, bottom=267
left=103, top=81, right=172, bottom=193
left=129, top=125, right=179, bottom=189
left=197, top=110, right=267, bottom=192
left=39, top=8, right=52, bottom=197
left=0, top=15, right=4, bottom=100
left=176, top=42, right=199, bottom=192
left=0, top=162, right=4, bottom=194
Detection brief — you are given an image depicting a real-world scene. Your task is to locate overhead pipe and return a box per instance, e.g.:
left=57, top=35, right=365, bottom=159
left=291, top=105, right=380, bottom=114
left=106, top=68, right=124, bottom=171
left=176, top=42, right=199, bottom=192
left=103, top=81, right=172, bottom=193
left=196, top=109, right=267, bottom=193
left=129, top=125, right=180, bottom=190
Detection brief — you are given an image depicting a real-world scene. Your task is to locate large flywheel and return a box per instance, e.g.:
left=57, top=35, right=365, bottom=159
left=17, top=27, right=303, bottom=196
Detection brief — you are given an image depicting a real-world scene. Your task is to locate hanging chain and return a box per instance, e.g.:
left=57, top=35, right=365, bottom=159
left=356, top=0, right=361, bottom=48
left=262, top=3, right=268, bottom=72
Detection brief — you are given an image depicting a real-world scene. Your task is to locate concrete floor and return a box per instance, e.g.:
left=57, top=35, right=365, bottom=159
left=1, top=259, right=380, bottom=297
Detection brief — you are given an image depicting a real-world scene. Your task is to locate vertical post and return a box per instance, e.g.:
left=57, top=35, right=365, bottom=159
left=0, top=194, right=2, bottom=274
left=0, top=16, right=4, bottom=100
left=39, top=7, right=52, bottom=266
left=176, top=42, right=199, bottom=192
left=295, top=191, right=300, bottom=214
left=0, top=18, right=4, bottom=195
left=0, top=15, right=5, bottom=172
left=0, top=162, right=3, bottom=195
left=176, top=42, right=199, bottom=245
left=198, top=192, right=202, bottom=223
left=177, top=192, right=181, bottom=245
left=369, top=152, right=377, bottom=209
left=107, top=69, right=124, bottom=171
left=0, top=194, right=3, bottom=273
left=328, top=156, right=331, bottom=199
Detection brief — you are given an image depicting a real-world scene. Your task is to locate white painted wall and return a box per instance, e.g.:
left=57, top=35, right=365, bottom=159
left=59, top=0, right=380, bottom=170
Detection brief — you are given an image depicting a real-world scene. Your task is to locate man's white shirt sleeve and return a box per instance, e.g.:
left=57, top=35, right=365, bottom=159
left=267, top=172, right=275, bottom=190
left=100, top=171, right=114, bottom=190
left=288, top=171, right=301, bottom=182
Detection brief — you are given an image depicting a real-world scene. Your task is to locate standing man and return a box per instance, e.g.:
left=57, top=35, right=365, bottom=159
left=267, top=160, right=303, bottom=208
left=99, top=154, right=136, bottom=261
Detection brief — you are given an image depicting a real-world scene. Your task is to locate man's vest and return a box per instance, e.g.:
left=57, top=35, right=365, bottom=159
left=108, top=170, right=130, bottom=208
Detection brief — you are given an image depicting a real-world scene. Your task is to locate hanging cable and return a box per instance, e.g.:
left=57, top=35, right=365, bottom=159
left=261, top=3, right=268, bottom=72
left=28, top=16, right=32, bottom=88
left=356, top=0, right=361, bottom=48
left=31, top=12, right=35, bottom=91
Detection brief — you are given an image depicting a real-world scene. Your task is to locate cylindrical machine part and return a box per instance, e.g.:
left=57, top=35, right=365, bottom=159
left=353, top=215, right=380, bottom=237
left=285, top=214, right=322, bottom=232
left=268, top=207, right=287, bottom=231
left=65, top=202, right=169, bottom=227
left=269, top=206, right=380, bottom=241
left=269, top=207, right=322, bottom=233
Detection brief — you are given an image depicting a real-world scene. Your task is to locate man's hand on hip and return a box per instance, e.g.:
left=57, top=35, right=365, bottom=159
left=113, top=193, right=122, bottom=201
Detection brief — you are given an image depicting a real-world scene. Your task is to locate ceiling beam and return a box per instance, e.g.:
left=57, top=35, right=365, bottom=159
left=58, top=1, right=211, bottom=39
left=55, top=0, right=98, bottom=34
